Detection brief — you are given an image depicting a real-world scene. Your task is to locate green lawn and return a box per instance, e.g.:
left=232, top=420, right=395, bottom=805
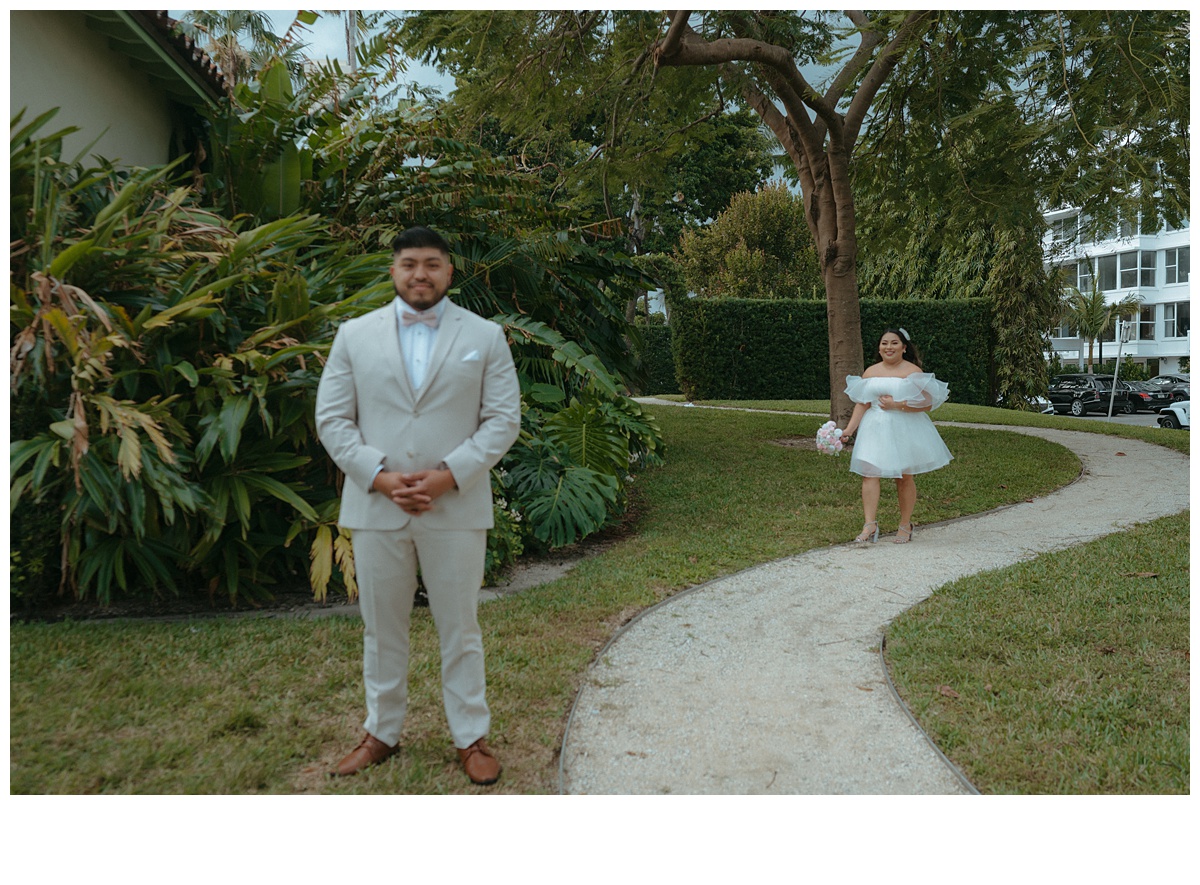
left=886, top=512, right=1189, bottom=794
left=9, top=402, right=1188, bottom=793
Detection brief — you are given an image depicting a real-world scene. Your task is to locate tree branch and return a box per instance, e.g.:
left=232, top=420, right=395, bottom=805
left=656, top=16, right=849, bottom=138
left=822, top=11, right=884, bottom=107
left=659, top=10, right=691, bottom=58
left=843, top=11, right=935, bottom=145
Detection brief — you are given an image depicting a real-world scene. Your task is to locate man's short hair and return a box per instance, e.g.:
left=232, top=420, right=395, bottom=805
left=391, top=226, right=451, bottom=256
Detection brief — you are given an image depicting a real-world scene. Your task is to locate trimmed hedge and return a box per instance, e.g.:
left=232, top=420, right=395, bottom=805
left=670, top=297, right=993, bottom=405
left=634, top=322, right=681, bottom=395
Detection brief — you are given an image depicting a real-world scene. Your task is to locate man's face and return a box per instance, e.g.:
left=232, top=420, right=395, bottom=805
left=390, top=246, right=453, bottom=311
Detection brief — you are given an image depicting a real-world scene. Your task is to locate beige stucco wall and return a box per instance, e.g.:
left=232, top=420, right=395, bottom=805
left=10, top=10, right=175, bottom=168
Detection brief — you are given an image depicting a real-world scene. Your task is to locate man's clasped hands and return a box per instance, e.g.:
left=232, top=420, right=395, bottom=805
left=371, top=468, right=456, bottom=515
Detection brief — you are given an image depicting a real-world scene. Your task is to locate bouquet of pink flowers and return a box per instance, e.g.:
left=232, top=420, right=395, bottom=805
left=815, top=420, right=844, bottom=456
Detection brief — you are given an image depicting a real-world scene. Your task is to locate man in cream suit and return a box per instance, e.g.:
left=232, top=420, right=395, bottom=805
left=315, top=227, right=521, bottom=785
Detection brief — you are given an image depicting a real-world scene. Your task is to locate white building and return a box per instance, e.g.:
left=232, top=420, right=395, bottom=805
left=1044, top=208, right=1190, bottom=373
left=10, top=11, right=226, bottom=169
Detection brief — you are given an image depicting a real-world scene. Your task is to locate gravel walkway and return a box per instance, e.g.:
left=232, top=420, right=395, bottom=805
left=559, top=416, right=1190, bottom=794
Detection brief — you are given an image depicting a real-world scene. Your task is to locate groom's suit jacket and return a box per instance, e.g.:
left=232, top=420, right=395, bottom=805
left=315, top=299, right=521, bottom=531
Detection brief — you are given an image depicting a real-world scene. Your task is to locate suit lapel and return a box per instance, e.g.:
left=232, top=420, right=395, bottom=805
left=371, top=303, right=416, bottom=403
left=414, top=300, right=464, bottom=405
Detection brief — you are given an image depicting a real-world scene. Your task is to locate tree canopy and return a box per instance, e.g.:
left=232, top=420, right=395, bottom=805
left=398, top=10, right=776, bottom=255
left=403, top=10, right=1189, bottom=419
left=676, top=183, right=821, bottom=300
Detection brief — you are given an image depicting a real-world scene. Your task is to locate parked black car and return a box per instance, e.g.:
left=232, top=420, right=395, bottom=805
left=1047, top=374, right=1133, bottom=416
left=1125, top=380, right=1173, bottom=413
left=1146, top=373, right=1190, bottom=401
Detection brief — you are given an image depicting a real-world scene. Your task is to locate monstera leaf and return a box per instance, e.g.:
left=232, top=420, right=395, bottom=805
left=544, top=396, right=630, bottom=477
left=520, top=465, right=618, bottom=548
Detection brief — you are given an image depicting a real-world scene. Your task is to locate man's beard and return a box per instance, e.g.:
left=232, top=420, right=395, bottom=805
left=394, top=280, right=447, bottom=311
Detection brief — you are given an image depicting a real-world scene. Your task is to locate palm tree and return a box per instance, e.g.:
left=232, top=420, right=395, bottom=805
left=177, top=11, right=311, bottom=87
left=177, top=11, right=278, bottom=87
left=326, top=10, right=400, bottom=75
left=1060, top=282, right=1142, bottom=373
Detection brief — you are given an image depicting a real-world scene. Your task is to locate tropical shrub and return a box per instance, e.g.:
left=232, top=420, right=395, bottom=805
left=485, top=469, right=524, bottom=584
left=10, top=110, right=388, bottom=605
left=11, top=77, right=665, bottom=606
left=219, top=65, right=667, bottom=555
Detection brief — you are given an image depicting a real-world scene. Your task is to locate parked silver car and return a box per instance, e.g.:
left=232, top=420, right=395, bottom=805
left=1146, top=373, right=1190, bottom=402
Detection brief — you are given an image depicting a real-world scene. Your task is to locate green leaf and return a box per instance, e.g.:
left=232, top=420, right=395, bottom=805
left=545, top=398, right=630, bottom=475
left=218, top=396, right=253, bottom=465
left=174, top=361, right=200, bottom=387
left=10, top=473, right=33, bottom=512
left=240, top=474, right=320, bottom=522
left=228, top=476, right=252, bottom=534
left=261, top=140, right=302, bottom=219
left=49, top=420, right=75, bottom=440
left=523, top=466, right=617, bottom=547
left=42, top=308, right=79, bottom=355
left=47, top=239, right=96, bottom=279
left=527, top=383, right=566, bottom=405
left=140, top=291, right=225, bottom=332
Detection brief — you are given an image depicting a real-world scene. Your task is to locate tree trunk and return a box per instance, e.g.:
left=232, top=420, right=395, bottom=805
left=651, top=10, right=930, bottom=425
left=824, top=257, right=863, bottom=425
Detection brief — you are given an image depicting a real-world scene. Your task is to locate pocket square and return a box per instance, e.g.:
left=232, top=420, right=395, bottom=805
left=462, top=350, right=480, bottom=362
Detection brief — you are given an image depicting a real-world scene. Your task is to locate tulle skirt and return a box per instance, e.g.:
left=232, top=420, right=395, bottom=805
left=849, top=408, right=953, bottom=478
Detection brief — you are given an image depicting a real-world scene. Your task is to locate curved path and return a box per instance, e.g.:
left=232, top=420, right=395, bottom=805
left=559, top=416, right=1189, bottom=794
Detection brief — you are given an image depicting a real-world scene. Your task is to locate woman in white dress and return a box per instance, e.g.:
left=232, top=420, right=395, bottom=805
left=839, top=327, right=952, bottom=544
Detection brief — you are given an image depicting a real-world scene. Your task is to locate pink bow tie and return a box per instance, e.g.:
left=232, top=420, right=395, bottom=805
left=402, top=310, right=439, bottom=328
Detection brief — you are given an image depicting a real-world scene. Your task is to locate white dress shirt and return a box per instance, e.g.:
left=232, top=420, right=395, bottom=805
left=395, top=296, right=446, bottom=390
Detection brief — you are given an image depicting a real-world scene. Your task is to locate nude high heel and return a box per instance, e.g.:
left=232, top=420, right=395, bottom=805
left=853, top=522, right=879, bottom=544
left=894, top=523, right=913, bottom=544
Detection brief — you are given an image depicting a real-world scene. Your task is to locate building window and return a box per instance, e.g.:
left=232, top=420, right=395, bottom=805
left=1072, top=258, right=1093, bottom=293
left=1140, top=250, right=1156, bottom=287
left=1165, top=247, right=1189, bottom=284
left=1051, top=215, right=1077, bottom=244
left=1164, top=302, right=1190, bottom=338
left=1079, top=212, right=1095, bottom=244
left=1097, top=254, right=1118, bottom=291
left=1054, top=263, right=1075, bottom=291
left=1137, top=305, right=1156, bottom=340
left=1053, top=320, right=1077, bottom=339
left=1118, top=251, right=1142, bottom=288
left=1119, top=213, right=1138, bottom=239
left=1091, top=214, right=1117, bottom=243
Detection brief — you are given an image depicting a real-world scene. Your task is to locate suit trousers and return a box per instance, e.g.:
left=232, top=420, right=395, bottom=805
left=351, top=523, right=489, bottom=749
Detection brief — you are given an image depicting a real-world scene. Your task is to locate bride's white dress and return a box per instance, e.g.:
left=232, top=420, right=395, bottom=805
left=844, top=373, right=953, bottom=478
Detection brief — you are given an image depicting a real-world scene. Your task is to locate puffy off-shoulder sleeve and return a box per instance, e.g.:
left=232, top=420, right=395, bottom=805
left=900, top=372, right=949, bottom=411
left=844, top=375, right=872, bottom=404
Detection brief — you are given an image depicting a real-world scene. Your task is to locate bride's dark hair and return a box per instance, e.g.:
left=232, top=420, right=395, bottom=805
left=881, top=327, right=922, bottom=368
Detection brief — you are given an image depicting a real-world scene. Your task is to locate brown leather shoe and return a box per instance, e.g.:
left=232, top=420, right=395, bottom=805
left=332, top=733, right=397, bottom=777
left=457, top=738, right=501, bottom=785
